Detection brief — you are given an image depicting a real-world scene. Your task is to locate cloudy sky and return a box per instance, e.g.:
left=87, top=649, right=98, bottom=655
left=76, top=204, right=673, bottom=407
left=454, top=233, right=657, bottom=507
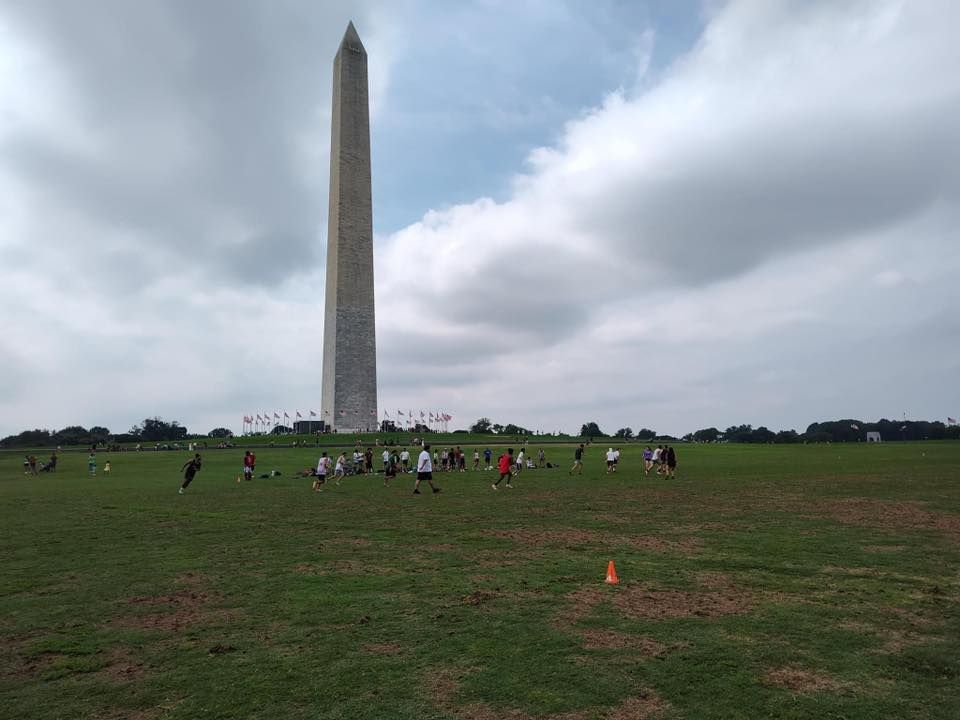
left=1, top=0, right=958, bottom=438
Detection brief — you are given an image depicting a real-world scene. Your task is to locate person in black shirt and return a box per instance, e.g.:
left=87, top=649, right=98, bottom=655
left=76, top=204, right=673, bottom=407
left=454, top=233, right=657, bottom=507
left=569, top=444, right=584, bottom=475
left=179, top=454, right=202, bottom=494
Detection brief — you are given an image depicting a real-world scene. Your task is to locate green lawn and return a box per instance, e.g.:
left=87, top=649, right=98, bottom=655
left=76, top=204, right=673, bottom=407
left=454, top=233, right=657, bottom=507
left=2, top=442, right=958, bottom=719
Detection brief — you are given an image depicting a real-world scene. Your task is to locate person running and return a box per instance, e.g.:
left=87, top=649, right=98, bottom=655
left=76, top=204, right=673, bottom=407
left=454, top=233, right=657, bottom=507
left=569, top=444, right=584, bottom=475
left=483, top=447, right=493, bottom=470
left=179, top=453, right=202, bottom=494
left=334, top=452, right=347, bottom=485
left=457, top=447, right=466, bottom=472
left=652, top=445, right=663, bottom=474
left=314, top=451, right=330, bottom=491
left=643, top=446, right=654, bottom=475
left=400, top=448, right=410, bottom=473
left=666, top=446, right=677, bottom=479
left=382, top=448, right=391, bottom=476
left=243, top=450, right=255, bottom=481
left=472, top=449, right=480, bottom=470
left=104, top=460, right=112, bottom=474
left=606, top=447, right=617, bottom=473
left=88, top=453, right=97, bottom=476
left=614, top=447, right=621, bottom=471
left=414, top=444, right=441, bottom=494
left=515, top=448, right=525, bottom=476
left=537, top=448, right=545, bottom=468
left=493, top=448, right=514, bottom=489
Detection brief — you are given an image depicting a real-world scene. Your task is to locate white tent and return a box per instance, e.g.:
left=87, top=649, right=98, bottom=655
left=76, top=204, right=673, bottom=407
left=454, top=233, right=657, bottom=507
left=866, top=431, right=882, bottom=443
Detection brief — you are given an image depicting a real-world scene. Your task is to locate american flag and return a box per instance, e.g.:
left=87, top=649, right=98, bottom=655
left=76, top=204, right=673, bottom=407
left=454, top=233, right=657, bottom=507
left=397, top=409, right=404, bottom=416
left=256, top=414, right=262, bottom=422
left=296, top=411, right=302, bottom=419
left=949, top=417, right=957, bottom=425
left=274, top=412, right=280, bottom=420
left=310, top=410, right=317, bottom=417
left=284, top=411, right=290, bottom=418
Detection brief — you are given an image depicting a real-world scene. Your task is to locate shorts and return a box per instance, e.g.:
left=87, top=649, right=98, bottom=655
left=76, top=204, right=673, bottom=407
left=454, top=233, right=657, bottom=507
left=243, top=466, right=252, bottom=476
left=417, top=471, right=433, bottom=482
left=607, top=460, right=614, bottom=468
left=317, top=474, right=326, bottom=482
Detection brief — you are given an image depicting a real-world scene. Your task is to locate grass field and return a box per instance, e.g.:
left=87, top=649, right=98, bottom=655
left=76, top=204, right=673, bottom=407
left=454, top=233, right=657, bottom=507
left=2, top=442, right=959, bottom=719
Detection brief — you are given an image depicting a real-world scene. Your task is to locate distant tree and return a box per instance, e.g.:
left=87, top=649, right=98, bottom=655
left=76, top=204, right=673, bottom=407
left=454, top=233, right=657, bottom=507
left=0, top=429, right=53, bottom=448
left=209, top=427, right=233, bottom=438
left=692, top=427, right=721, bottom=443
left=412, top=423, right=430, bottom=433
left=724, top=424, right=754, bottom=443
left=614, top=427, right=634, bottom=439
left=502, top=423, right=532, bottom=436
left=751, top=426, right=776, bottom=443
left=491, top=423, right=504, bottom=434
left=774, top=429, right=800, bottom=443
left=54, top=426, right=90, bottom=446
left=380, top=420, right=398, bottom=433
left=470, top=418, right=493, bottom=434
left=634, top=428, right=656, bottom=440
left=89, top=426, right=111, bottom=440
left=137, top=418, right=188, bottom=441
left=270, top=425, right=292, bottom=435
left=580, top=422, right=603, bottom=437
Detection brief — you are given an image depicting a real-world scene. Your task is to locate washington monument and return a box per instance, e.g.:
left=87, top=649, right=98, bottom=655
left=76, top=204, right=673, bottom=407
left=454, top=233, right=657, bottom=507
left=321, top=22, right=377, bottom=432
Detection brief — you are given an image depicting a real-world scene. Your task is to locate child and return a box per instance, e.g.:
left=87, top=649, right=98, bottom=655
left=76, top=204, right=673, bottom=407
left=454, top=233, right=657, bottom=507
left=104, top=460, right=112, bottom=474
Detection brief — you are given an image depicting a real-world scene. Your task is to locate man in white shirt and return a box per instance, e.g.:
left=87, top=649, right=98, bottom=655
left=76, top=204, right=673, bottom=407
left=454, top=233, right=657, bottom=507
left=400, top=448, right=410, bottom=473
left=382, top=448, right=391, bottom=475
left=414, top=444, right=441, bottom=495
left=606, top=448, right=617, bottom=474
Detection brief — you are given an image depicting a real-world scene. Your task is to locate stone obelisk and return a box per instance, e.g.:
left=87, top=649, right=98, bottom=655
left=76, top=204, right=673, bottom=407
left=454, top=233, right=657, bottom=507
left=321, top=21, right=377, bottom=432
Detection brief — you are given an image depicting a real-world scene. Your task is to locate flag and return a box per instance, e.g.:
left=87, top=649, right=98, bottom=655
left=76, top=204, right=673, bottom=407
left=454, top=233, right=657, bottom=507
left=274, top=412, right=280, bottom=420
left=296, top=411, right=302, bottom=418
left=256, top=414, right=262, bottom=422
left=284, top=411, right=290, bottom=419
left=429, top=412, right=434, bottom=420
left=949, top=417, right=957, bottom=425
left=310, top=410, right=317, bottom=417
left=420, top=410, right=425, bottom=418
left=397, top=409, right=404, bottom=416
left=384, top=410, right=391, bottom=418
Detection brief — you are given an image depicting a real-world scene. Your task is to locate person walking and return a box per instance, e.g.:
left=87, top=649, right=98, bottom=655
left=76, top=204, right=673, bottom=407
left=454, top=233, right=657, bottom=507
left=537, top=448, right=545, bottom=468
left=493, top=448, right=514, bottom=489
left=472, top=449, right=480, bottom=470
left=243, top=450, right=255, bottom=481
left=400, top=448, right=410, bottom=473
left=642, top=446, right=653, bottom=475
left=334, top=452, right=347, bottom=485
left=569, top=444, right=584, bottom=475
left=414, top=444, right=441, bottom=494
left=483, top=447, right=492, bottom=470
left=88, top=453, right=97, bottom=477
left=179, top=453, right=202, bottom=494
left=606, top=447, right=617, bottom=473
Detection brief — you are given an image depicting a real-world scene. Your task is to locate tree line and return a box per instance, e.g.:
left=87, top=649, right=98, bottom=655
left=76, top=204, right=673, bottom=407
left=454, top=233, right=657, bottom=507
left=0, top=418, right=219, bottom=449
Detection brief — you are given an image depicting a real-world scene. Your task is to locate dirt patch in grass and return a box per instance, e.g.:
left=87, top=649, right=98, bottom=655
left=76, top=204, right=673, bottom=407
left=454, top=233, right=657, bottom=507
left=429, top=666, right=667, bottom=719
left=558, top=573, right=752, bottom=625
left=812, top=498, right=960, bottom=542
left=763, top=666, right=845, bottom=693
left=462, top=589, right=501, bottom=606
left=361, top=642, right=403, bottom=655
left=117, top=584, right=234, bottom=632
left=11, top=650, right=67, bottom=679
left=863, top=545, right=907, bottom=553
left=481, top=528, right=700, bottom=554
left=293, top=560, right=394, bottom=575
left=95, top=647, right=149, bottom=682
left=613, top=585, right=752, bottom=620
left=580, top=630, right=666, bottom=655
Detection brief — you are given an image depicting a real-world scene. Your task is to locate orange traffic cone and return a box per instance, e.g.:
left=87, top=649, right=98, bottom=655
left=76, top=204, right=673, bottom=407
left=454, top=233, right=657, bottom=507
left=605, top=560, right=619, bottom=585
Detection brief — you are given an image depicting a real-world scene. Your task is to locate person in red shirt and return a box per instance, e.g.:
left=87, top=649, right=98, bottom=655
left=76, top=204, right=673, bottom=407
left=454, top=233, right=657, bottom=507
left=243, top=450, right=256, bottom=480
left=492, top=448, right=514, bottom=490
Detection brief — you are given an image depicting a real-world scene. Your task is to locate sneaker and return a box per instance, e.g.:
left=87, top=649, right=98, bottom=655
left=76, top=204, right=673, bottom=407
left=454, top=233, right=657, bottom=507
left=432, top=487, right=441, bottom=493
left=505, top=483, right=513, bottom=489
left=413, top=489, right=421, bottom=494
left=178, top=488, right=184, bottom=495
left=491, top=484, right=498, bottom=490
